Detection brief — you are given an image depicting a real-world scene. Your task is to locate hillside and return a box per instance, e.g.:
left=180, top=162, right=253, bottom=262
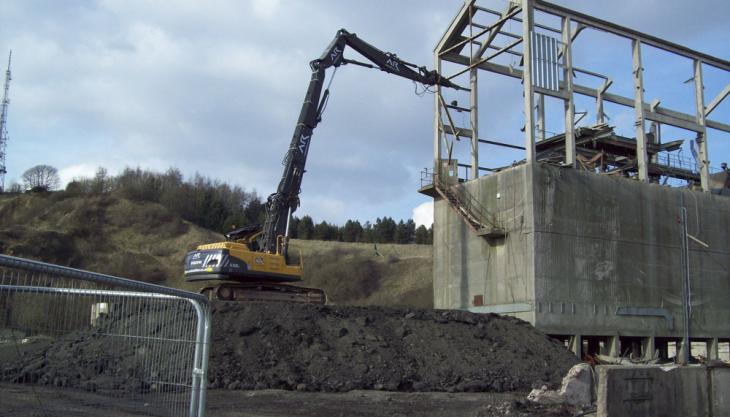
left=0, top=192, right=433, bottom=307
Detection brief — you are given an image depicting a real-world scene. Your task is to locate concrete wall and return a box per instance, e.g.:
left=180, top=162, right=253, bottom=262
left=533, top=163, right=730, bottom=338
left=433, top=163, right=535, bottom=323
left=433, top=162, right=730, bottom=340
left=596, top=365, right=730, bottom=417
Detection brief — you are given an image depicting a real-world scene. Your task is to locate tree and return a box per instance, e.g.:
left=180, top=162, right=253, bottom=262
left=297, top=215, right=315, bottom=240
left=362, top=221, right=375, bottom=243
left=313, top=220, right=338, bottom=241
left=342, top=219, right=363, bottom=242
left=6, top=182, right=23, bottom=193
left=22, top=164, right=60, bottom=191
left=415, top=225, right=430, bottom=244
left=394, top=219, right=416, bottom=244
left=92, top=166, right=110, bottom=194
left=374, top=217, right=396, bottom=243
left=288, top=216, right=300, bottom=238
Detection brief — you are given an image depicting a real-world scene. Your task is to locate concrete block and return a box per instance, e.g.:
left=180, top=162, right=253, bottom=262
left=597, top=365, right=709, bottom=417
left=711, top=366, right=730, bottom=416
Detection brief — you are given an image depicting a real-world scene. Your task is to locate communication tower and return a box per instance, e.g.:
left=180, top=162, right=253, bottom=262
left=0, top=51, right=11, bottom=192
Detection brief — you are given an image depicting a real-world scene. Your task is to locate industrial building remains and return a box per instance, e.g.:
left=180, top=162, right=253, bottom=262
left=421, top=0, right=730, bottom=361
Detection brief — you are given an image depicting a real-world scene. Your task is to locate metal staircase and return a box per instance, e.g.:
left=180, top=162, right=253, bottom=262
left=424, top=163, right=506, bottom=239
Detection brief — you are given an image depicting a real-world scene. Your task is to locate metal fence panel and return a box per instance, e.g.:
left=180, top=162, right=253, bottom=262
left=0, top=254, right=211, bottom=417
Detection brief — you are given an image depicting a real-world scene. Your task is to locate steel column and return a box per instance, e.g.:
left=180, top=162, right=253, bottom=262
left=632, top=39, right=649, bottom=181
left=562, top=16, right=575, bottom=167
left=694, top=60, right=710, bottom=191
left=522, top=0, right=536, bottom=161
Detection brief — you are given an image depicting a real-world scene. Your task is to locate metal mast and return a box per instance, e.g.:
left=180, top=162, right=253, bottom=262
left=0, top=51, right=11, bottom=192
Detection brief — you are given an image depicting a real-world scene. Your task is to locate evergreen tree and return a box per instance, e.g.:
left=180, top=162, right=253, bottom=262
left=297, top=215, right=315, bottom=240
left=288, top=216, right=300, bottom=238
left=415, top=224, right=429, bottom=244
left=342, top=219, right=363, bottom=242
left=374, top=217, right=396, bottom=243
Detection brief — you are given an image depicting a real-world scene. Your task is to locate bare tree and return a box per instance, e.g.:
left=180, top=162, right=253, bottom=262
left=22, top=164, right=60, bottom=191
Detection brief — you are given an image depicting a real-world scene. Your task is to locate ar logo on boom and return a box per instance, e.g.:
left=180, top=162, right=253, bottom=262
left=330, top=47, right=342, bottom=63
left=298, top=133, right=311, bottom=155
left=386, top=58, right=400, bottom=72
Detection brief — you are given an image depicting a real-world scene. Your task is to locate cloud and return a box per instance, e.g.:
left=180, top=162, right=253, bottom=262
left=58, top=163, right=100, bottom=187
left=412, top=201, right=433, bottom=228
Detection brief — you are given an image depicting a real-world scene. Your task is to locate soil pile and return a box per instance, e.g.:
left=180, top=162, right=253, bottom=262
left=1, top=302, right=578, bottom=394
left=207, top=302, right=578, bottom=392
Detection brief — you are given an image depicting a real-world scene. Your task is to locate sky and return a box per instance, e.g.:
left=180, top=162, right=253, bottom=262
left=0, top=0, right=728, bottom=228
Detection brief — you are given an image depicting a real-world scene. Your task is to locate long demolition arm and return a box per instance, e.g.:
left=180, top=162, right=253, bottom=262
left=259, top=29, right=462, bottom=255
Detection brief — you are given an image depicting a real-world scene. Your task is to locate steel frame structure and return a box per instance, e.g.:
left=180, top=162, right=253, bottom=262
left=433, top=0, right=730, bottom=191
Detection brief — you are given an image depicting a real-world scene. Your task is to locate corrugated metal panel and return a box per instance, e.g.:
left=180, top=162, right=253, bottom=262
left=531, top=32, right=561, bottom=91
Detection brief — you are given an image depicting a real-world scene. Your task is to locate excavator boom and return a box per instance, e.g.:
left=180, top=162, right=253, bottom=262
left=184, top=29, right=461, bottom=302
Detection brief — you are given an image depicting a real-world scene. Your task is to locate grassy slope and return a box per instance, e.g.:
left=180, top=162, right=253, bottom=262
left=291, top=240, right=433, bottom=308
left=0, top=192, right=221, bottom=291
left=0, top=193, right=433, bottom=307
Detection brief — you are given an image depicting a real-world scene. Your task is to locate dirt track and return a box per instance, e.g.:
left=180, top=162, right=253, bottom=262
left=0, top=383, right=575, bottom=417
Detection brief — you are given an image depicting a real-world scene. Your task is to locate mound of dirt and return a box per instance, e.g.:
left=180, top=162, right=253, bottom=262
left=208, top=302, right=577, bottom=392
left=1, top=302, right=578, bottom=394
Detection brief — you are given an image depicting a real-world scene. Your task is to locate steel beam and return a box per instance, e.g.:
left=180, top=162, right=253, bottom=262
left=632, top=39, right=649, bottom=182
left=521, top=0, right=536, bottom=161
left=474, top=3, right=520, bottom=58
left=443, top=53, right=730, bottom=134
left=435, top=0, right=474, bottom=54
left=562, top=16, right=576, bottom=167
left=705, top=83, right=730, bottom=117
left=434, top=55, right=442, bottom=170
left=694, top=60, right=710, bottom=191
left=534, top=0, right=730, bottom=72
left=470, top=6, right=479, bottom=179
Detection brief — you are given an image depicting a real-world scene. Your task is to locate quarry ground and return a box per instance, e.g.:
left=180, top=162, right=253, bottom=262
left=0, top=383, right=575, bottom=417
left=1, top=302, right=581, bottom=416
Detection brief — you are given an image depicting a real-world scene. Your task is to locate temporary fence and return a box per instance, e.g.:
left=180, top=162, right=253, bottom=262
left=0, top=254, right=211, bottom=417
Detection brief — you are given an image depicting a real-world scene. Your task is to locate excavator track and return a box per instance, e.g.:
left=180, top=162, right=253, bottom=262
left=200, top=282, right=326, bottom=304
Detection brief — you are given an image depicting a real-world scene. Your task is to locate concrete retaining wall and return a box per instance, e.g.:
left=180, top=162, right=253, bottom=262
left=433, top=161, right=730, bottom=342
left=596, top=365, right=730, bottom=417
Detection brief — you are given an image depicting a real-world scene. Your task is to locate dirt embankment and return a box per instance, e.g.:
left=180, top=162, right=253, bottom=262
left=208, top=302, right=578, bottom=392
left=2, top=302, right=578, bottom=395
left=0, top=193, right=221, bottom=290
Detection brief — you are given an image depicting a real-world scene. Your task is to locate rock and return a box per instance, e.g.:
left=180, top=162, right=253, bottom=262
left=527, top=363, right=593, bottom=406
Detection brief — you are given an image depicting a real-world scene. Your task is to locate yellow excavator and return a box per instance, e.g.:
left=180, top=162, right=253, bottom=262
left=183, top=29, right=462, bottom=303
